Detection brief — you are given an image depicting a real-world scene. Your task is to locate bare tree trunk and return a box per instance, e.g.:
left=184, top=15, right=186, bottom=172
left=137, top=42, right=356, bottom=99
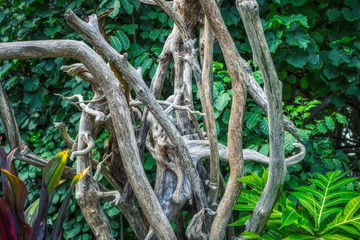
left=236, top=0, right=285, bottom=235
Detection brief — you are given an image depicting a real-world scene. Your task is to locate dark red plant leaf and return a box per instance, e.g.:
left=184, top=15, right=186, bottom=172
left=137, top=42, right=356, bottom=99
left=1, top=169, right=32, bottom=240
left=0, top=198, right=15, bottom=240
left=6, top=145, right=23, bottom=176
left=31, top=179, right=49, bottom=240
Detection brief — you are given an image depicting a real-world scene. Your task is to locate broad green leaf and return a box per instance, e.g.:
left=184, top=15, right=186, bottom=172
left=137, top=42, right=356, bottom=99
left=43, top=149, right=69, bottom=195
left=284, top=131, right=297, bottom=151
left=281, top=210, right=298, bottom=228
left=266, top=31, right=283, bottom=53
left=121, top=0, right=133, bottom=14
left=320, top=234, right=353, bottom=240
left=335, top=113, right=348, bottom=125
left=240, top=232, right=261, bottom=239
left=120, top=24, right=138, bottom=35
left=109, top=36, right=122, bottom=53
left=283, top=235, right=315, bottom=240
left=291, top=192, right=318, bottom=217
left=259, top=144, right=269, bottom=156
left=141, top=58, right=153, bottom=72
left=329, top=49, right=351, bottom=66
left=295, top=186, right=323, bottom=199
left=25, top=198, right=40, bottom=228
left=24, top=78, right=39, bottom=92
left=222, top=108, right=230, bottom=124
left=286, top=30, right=311, bottom=49
left=115, top=30, right=130, bottom=50
left=0, top=63, right=12, bottom=78
left=50, top=166, right=90, bottom=240
left=324, top=116, right=335, bottom=131
left=316, top=122, right=327, bottom=134
left=246, top=113, right=261, bottom=129
left=342, top=195, right=360, bottom=220
left=260, top=117, right=269, bottom=135
left=148, top=29, right=161, bottom=41
left=327, top=9, right=342, bottom=23
left=214, top=92, right=231, bottom=111
left=109, top=0, right=121, bottom=18
left=239, top=174, right=264, bottom=191
left=229, top=214, right=251, bottom=226
left=287, top=53, right=307, bottom=68
left=158, top=13, right=167, bottom=23
left=283, top=14, right=309, bottom=28
left=234, top=204, right=255, bottom=211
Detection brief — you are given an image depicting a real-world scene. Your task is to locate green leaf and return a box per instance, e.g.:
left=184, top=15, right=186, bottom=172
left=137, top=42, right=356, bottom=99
left=246, top=113, right=261, bottom=129
left=240, top=232, right=261, bottom=239
left=283, top=14, right=309, bottom=28
left=120, top=24, right=138, bottom=35
left=121, top=0, right=133, bottom=14
left=286, top=30, right=311, bottom=49
left=109, top=0, right=121, bottom=18
left=222, top=108, right=231, bottom=124
left=266, top=31, right=283, bottom=53
left=260, top=117, right=269, bottom=135
left=1, top=169, right=28, bottom=215
left=324, top=116, right=335, bottom=131
left=327, top=9, right=342, bottom=23
left=323, top=66, right=340, bottom=80
left=43, top=149, right=69, bottom=195
left=287, top=52, right=307, bottom=68
left=316, top=122, right=327, bottom=134
left=25, top=198, right=40, bottom=227
left=0, top=63, right=12, bottom=78
left=159, top=13, right=167, bottom=23
left=259, top=144, right=269, bottom=156
left=109, top=36, right=122, bottom=53
left=214, top=92, right=231, bottom=111
left=284, top=131, right=297, bottom=151
left=283, top=235, right=315, bottom=240
left=50, top=167, right=90, bottom=239
left=281, top=209, right=298, bottom=228
left=115, top=30, right=130, bottom=51
left=24, top=78, right=39, bottom=92
left=229, top=214, right=251, bottom=226
left=141, top=58, right=153, bottom=72
left=148, top=28, right=162, bottom=41
left=329, top=49, right=351, bottom=66
left=320, top=234, right=353, bottom=240
left=335, top=113, right=348, bottom=125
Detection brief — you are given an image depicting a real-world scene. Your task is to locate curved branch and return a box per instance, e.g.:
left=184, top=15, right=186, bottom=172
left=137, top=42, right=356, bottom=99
left=186, top=140, right=306, bottom=166
left=70, top=134, right=95, bottom=160
left=64, top=10, right=208, bottom=212
left=0, top=40, right=175, bottom=240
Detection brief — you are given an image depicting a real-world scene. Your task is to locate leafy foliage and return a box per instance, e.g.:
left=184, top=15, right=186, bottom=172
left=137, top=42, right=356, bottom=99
left=232, top=170, right=360, bottom=239
left=0, top=143, right=89, bottom=240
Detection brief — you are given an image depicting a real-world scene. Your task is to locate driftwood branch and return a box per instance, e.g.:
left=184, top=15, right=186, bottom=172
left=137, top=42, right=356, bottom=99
left=236, top=0, right=288, bottom=235
left=199, top=0, right=247, bottom=239
left=63, top=10, right=208, bottom=215
left=0, top=40, right=173, bottom=240
left=201, top=17, right=219, bottom=208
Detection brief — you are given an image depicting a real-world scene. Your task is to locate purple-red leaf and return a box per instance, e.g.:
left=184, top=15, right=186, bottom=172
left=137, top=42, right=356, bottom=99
left=0, top=198, right=15, bottom=240
left=30, top=180, right=49, bottom=240
left=1, top=169, right=32, bottom=240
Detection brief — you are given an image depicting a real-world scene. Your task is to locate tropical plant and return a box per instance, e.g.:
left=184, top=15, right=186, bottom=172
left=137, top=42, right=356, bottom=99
left=232, top=169, right=360, bottom=239
left=0, top=140, right=90, bottom=240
